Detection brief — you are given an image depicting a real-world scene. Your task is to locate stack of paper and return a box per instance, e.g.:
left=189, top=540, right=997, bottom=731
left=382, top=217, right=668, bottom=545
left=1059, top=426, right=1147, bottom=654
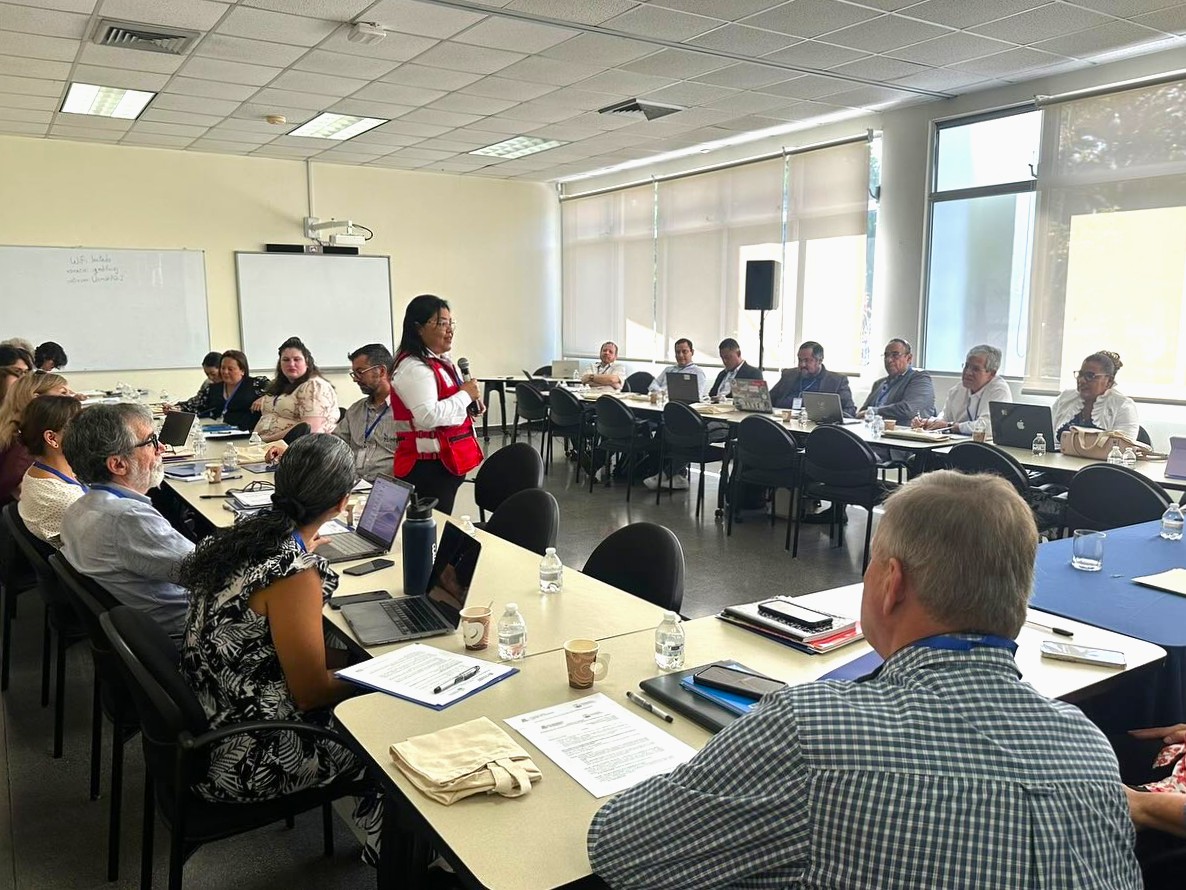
left=336, top=643, right=516, bottom=710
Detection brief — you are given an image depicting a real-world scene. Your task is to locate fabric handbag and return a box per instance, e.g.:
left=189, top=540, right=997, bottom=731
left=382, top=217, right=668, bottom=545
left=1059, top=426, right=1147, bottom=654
left=1059, top=426, right=1151, bottom=460
left=389, top=716, right=541, bottom=805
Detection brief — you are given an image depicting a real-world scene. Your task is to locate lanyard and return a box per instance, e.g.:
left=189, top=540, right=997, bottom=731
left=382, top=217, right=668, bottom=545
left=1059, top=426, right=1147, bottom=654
left=31, top=461, right=86, bottom=490
left=291, top=531, right=306, bottom=553
left=222, top=378, right=245, bottom=415
left=797, top=374, right=821, bottom=396
left=875, top=367, right=912, bottom=407
left=363, top=402, right=389, bottom=440
left=911, top=633, right=1018, bottom=654
left=91, top=483, right=137, bottom=500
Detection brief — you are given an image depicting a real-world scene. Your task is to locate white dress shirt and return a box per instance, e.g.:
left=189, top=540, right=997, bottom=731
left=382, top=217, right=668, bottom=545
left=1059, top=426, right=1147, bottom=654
left=940, top=376, right=1013, bottom=436
left=649, top=363, right=708, bottom=399
left=391, top=353, right=471, bottom=455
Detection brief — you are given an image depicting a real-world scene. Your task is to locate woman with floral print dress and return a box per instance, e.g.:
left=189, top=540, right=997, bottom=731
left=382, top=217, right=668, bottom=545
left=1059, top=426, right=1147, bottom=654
left=178, top=434, right=380, bottom=862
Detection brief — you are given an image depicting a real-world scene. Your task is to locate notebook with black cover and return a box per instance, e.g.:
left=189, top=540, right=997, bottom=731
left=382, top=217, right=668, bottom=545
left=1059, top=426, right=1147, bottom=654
left=639, top=660, right=766, bottom=733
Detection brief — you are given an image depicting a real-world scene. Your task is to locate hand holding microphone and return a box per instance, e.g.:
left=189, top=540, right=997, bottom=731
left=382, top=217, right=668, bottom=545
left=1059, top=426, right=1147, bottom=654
left=457, top=357, right=484, bottom=415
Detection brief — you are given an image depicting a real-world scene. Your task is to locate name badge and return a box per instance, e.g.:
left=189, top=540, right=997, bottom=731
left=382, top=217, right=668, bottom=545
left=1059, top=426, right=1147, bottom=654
left=792, top=398, right=803, bottom=410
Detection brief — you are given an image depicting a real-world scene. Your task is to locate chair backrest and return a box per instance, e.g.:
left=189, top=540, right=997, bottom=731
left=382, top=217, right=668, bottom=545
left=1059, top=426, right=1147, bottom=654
left=1137, top=426, right=1152, bottom=446
left=473, top=443, right=544, bottom=516
left=946, top=441, right=1030, bottom=497
left=1066, top=464, right=1171, bottom=531
left=547, top=386, right=586, bottom=429
left=735, top=415, right=799, bottom=472
left=0, top=501, right=32, bottom=592
left=594, top=395, right=639, bottom=440
left=514, top=382, right=549, bottom=420
left=484, top=488, right=560, bottom=555
left=49, top=552, right=121, bottom=647
left=283, top=422, right=311, bottom=444
left=532, top=365, right=552, bottom=378
left=661, top=401, right=707, bottom=450
left=802, top=425, right=878, bottom=487
left=2, top=503, right=68, bottom=607
left=583, top=522, right=684, bottom=613
left=622, top=371, right=654, bottom=394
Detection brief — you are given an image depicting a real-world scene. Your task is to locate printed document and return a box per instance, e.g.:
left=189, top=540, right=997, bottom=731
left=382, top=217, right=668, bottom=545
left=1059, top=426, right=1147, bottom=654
left=337, top=643, right=516, bottom=710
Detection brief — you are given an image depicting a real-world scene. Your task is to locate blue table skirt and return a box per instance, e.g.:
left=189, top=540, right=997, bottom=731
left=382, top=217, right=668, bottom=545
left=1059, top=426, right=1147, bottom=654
left=1031, top=520, right=1186, bottom=728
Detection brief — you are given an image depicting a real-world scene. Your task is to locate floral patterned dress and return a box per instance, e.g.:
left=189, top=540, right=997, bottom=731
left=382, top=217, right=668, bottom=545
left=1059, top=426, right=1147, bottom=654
left=254, top=377, right=339, bottom=442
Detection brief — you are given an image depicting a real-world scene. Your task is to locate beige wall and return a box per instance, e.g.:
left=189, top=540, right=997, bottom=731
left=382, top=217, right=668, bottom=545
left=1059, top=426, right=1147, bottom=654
left=0, top=136, right=559, bottom=399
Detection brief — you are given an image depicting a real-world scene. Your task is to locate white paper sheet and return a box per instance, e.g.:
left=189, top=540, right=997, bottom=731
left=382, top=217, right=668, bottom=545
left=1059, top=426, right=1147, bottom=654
left=1133, top=568, right=1186, bottom=598
left=317, top=519, right=352, bottom=536
left=336, top=643, right=516, bottom=709
left=505, top=693, right=697, bottom=798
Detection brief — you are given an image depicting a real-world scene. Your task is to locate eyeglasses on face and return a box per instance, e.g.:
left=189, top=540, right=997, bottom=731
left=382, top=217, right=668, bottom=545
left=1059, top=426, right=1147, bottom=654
left=1074, top=370, right=1108, bottom=382
left=426, top=320, right=456, bottom=331
left=349, top=364, right=381, bottom=380
left=883, top=351, right=907, bottom=359
left=134, top=432, right=160, bottom=451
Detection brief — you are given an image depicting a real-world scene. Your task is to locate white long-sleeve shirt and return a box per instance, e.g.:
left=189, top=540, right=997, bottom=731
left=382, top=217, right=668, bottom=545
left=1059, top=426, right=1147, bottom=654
left=391, top=353, right=471, bottom=455
left=938, top=376, right=1013, bottom=436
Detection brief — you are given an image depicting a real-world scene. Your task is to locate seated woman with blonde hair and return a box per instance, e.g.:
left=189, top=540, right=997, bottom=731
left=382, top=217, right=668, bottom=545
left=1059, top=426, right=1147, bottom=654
left=1051, top=350, right=1139, bottom=440
left=0, top=371, right=73, bottom=505
left=17, top=395, right=84, bottom=545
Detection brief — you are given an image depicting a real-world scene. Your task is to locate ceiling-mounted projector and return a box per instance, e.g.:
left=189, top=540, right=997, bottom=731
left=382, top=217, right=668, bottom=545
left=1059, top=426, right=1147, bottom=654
left=347, top=21, right=386, bottom=44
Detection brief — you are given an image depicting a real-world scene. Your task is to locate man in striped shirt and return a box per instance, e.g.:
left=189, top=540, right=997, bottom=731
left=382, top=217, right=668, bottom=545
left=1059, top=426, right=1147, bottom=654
left=588, top=471, right=1140, bottom=889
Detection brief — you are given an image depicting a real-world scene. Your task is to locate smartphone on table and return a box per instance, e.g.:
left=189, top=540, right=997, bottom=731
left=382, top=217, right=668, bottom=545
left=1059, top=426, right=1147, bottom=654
left=693, top=664, right=787, bottom=699
left=341, top=558, right=394, bottom=577
left=328, top=590, right=391, bottom=610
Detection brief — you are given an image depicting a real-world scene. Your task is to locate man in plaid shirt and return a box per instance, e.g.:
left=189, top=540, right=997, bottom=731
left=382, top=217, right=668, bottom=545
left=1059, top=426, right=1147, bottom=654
left=588, top=471, right=1141, bottom=888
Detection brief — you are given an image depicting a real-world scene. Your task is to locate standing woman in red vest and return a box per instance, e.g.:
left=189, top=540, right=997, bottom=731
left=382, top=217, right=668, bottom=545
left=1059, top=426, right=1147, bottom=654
left=389, top=294, right=484, bottom=513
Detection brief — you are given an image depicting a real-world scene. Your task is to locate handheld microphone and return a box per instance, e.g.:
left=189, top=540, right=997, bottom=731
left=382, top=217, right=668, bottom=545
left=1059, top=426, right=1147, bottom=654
left=458, top=357, right=479, bottom=415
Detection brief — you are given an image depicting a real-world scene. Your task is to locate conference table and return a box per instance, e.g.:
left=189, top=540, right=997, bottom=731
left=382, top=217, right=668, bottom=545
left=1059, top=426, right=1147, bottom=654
left=334, top=583, right=1165, bottom=890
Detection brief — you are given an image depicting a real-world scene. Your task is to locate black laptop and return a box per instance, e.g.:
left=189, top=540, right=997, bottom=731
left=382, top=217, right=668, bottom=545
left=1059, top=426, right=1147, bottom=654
left=989, top=402, right=1055, bottom=450
left=316, top=474, right=413, bottom=564
left=339, top=522, right=482, bottom=645
left=667, top=371, right=702, bottom=404
left=158, top=411, right=196, bottom=448
left=803, top=392, right=859, bottom=425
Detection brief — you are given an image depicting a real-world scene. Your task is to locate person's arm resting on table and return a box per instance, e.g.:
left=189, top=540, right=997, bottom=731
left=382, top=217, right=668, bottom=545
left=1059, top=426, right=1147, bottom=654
left=1126, top=787, right=1186, bottom=838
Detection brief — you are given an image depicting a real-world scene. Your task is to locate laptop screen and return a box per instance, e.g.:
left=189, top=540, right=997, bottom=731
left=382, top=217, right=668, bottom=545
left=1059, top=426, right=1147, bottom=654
left=423, top=523, right=482, bottom=628
left=355, top=474, right=414, bottom=547
left=158, top=411, right=196, bottom=447
left=668, top=372, right=701, bottom=404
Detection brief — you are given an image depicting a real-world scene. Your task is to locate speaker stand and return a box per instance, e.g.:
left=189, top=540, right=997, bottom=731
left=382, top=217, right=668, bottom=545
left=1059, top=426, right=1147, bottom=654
left=758, top=308, right=766, bottom=371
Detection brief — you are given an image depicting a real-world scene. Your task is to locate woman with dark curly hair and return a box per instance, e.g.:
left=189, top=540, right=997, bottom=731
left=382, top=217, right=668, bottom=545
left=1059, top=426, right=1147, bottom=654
left=1052, top=350, right=1139, bottom=440
left=252, top=336, right=339, bottom=442
left=178, top=434, right=380, bottom=862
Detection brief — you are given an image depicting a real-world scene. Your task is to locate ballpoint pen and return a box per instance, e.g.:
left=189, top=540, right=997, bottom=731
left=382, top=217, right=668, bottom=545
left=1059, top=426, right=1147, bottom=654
left=1025, top=618, right=1074, bottom=637
left=433, top=665, right=480, bottom=695
left=626, top=690, right=673, bottom=723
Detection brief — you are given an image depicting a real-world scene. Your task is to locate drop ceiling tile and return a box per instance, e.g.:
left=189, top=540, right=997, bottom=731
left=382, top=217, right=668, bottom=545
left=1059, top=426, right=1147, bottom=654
left=971, top=4, right=1112, bottom=43
left=759, top=72, right=850, bottom=99
left=690, top=61, right=792, bottom=89
left=540, top=32, right=654, bottom=65
left=891, top=67, right=993, bottom=91
left=208, top=117, right=284, bottom=135
left=743, top=0, right=881, bottom=38
left=411, top=42, right=525, bottom=75
left=889, top=31, right=1012, bottom=66
left=181, top=57, right=283, bottom=87
left=71, top=65, right=168, bottom=91
left=0, top=2, right=89, bottom=38
left=353, top=81, right=446, bottom=106
left=701, top=88, right=795, bottom=113
left=329, top=97, right=417, bottom=118
left=852, top=0, right=920, bottom=9
left=952, top=45, right=1068, bottom=75
left=55, top=114, right=130, bottom=129
left=463, top=115, right=542, bottom=134
left=347, top=127, right=425, bottom=145
left=315, top=149, right=387, bottom=163
left=901, top=0, right=1048, bottom=30
left=504, top=0, right=638, bottom=24
left=1132, top=6, right=1186, bottom=34
left=0, top=55, right=71, bottom=80
left=493, top=56, right=605, bottom=86
left=413, top=136, right=489, bottom=151
left=130, top=120, right=209, bottom=137
left=0, top=91, right=56, bottom=110
left=453, top=16, right=577, bottom=52
left=267, top=134, right=332, bottom=147
left=821, top=83, right=911, bottom=108
left=52, top=124, right=122, bottom=139
left=761, top=40, right=870, bottom=68
left=460, top=75, right=558, bottom=101
left=318, top=27, right=440, bottom=61
left=76, top=43, right=186, bottom=75
left=294, top=49, right=400, bottom=80
left=0, top=120, right=47, bottom=135
left=603, top=4, right=722, bottom=40
left=195, top=34, right=308, bottom=67
left=0, top=32, right=78, bottom=62
left=243, top=0, right=374, bottom=18
left=365, top=0, right=487, bottom=38
left=98, top=0, right=230, bottom=30
left=9, top=0, right=96, bottom=12
left=826, top=15, right=951, bottom=51
left=647, top=0, right=787, bottom=18
left=152, top=92, right=240, bottom=116
left=121, top=132, right=196, bottom=147
left=531, top=86, right=620, bottom=109
left=685, top=23, right=799, bottom=55
left=139, top=108, right=225, bottom=127
left=1071, top=0, right=1184, bottom=14
left=188, top=139, right=254, bottom=152
left=233, top=102, right=317, bottom=123
left=219, top=7, right=338, bottom=46
left=574, top=69, right=678, bottom=95
left=380, top=63, right=484, bottom=90
left=252, top=144, right=323, bottom=157
left=253, top=87, right=340, bottom=110
left=620, top=48, right=732, bottom=78
left=395, top=146, right=457, bottom=160
left=1086, top=34, right=1181, bottom=62
left=367, top=117, right=451, bottom=137
left=398, top=107, right=483, bottom=127
left=201, top=128, right=275, bottom=143
left=516, top=121, right=601, bottom=140
left=168, top=77, right=259, bottom=101
left=423, top=158, right=491, bottom=172
left=271, top=70, right=370, bottom=97
left=710, top=111, right=787, bottom=130
left=1032, top=21, right=1168, bottom=57
left=0, top=107, right=52, bottom=123
left=642, top=80, right=737, bottom=105
left=492, top=100, right=576, bottom=122
left=427, top=92, right=517, bottom=114
left=365, top=154, right=431, bottom=168
left=829, top=54, right=930, bottom=80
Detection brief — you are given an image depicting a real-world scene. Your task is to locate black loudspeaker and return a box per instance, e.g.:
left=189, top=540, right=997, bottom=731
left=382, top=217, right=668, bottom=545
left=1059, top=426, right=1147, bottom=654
left=744, top=260, right=779, bottom=311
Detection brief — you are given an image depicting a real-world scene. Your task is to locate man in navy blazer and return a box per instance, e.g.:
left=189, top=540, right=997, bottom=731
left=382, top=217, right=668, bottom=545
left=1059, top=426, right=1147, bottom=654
left=709, top=338, right=764, bottom=399
left=858, top=338, right=936, bottom=424
left=770, top=341, right=856, bottom=415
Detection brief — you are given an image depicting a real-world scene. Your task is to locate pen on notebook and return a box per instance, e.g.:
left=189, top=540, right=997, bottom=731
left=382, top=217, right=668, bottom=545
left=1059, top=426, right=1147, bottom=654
left=626, top=690, right=673, bottom=723
left=433, top=665, right=480, bottom=695
left=1026, top=619, right=1074, bottom=637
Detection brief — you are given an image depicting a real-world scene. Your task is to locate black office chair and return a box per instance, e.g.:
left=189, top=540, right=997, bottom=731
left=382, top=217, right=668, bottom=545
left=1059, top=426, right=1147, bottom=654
left=588, top=395, right=652, bottom=503
left=622, top=371, right=654, bottom=394
left=583, top=523, right=684, bottom=614
left=544, top=386, right=593, bottom=481
left=511, top=382, right=549, bottom=450
left=282, top=422, right=311, bottom=445
left=946, top=441, right=1067, bottom=535
left=1065, top=464, right=1171, bottom=532
left=793, top=425, right=897, bottom=571
left=727, top=415, right=801, bottom=549
left=483, top=488, right=560, bottom=555
left=473, top=442, right=544, bottom=523
left=532, top=365, right=552, bottom=378
left=657, top=402, right=726, bottom=520
left=0, top=500, right=38, bottom=693
left=100, top=606, right=372, bottom=890
left=1138, top=426, right=1152, bottom=447
left=338, top=407, right=347, bottom=424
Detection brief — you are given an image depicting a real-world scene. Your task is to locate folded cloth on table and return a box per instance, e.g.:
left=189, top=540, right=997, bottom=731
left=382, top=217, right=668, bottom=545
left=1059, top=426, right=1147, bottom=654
left=390, top=716, right=542, bottom=805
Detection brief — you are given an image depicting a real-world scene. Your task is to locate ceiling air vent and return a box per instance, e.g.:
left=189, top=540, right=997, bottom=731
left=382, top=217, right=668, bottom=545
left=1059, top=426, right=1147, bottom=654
left=597, top=99, right=684, bottom=122
left=92, top=19, right=201, bottom=55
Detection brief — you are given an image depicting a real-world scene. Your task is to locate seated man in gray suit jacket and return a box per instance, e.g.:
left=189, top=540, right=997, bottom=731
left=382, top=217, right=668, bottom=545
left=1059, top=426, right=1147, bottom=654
left=770, top=341, right=856, bottom=416
left=858, top=338, right=936, bottom=425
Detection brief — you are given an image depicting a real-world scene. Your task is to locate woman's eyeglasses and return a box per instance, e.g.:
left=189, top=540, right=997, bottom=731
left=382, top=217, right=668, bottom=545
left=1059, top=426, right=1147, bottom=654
left=1074, top=371, right=1108, bottom=382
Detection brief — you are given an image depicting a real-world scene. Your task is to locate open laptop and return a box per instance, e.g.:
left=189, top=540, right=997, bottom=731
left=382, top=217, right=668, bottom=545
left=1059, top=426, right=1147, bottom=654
left=158, top=411, right=196, bottom=448
left=730, top=378, right=773, bottom=414
left=551, top=359, right=579, bottom=378
left=989, top=402, right=1055, bottom=451
left=316, top=474, right=414, bottom=564
left=340, top=522, right=482, bottom=645
left=1166, top=436, right=1186, bottom=479
left=667, top=371, right=702, bottom=405
left=803, top=392, right=860, bottom=425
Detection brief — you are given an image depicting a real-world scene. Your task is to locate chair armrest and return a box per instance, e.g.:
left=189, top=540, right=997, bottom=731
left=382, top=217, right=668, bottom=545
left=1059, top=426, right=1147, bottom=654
left=182, top=718, right=369, bottom=763
left=1033, top=483, right=1067, bottom=497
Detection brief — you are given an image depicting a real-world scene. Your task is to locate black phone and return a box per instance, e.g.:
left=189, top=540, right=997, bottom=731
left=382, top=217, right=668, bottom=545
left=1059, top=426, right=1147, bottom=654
left=341, top=558, right=395, bottom=577
left=328, top=590, right=391, bottom=609
left=693, top=665, right=786, bottom=699
left=757, top=599, right=833, bottom=631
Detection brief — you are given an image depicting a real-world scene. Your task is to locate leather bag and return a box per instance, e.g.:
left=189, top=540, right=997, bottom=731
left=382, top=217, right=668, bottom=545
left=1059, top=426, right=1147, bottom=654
left=1059, top=426, right=1150, bottom=460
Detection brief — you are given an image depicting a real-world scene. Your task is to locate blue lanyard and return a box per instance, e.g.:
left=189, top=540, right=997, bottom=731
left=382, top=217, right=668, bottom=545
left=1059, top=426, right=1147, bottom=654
left=91, top=483, right=136, bottom=500
left=797, top=375, right=821, bottom=395
left=222, top=378, right=245, bottom=415
left=363, top=402, right=389, bottom=440
left=911, top=633, right=1017, bottom=654
left=31, top=461, right=86, bottom=490
left=875, top=367, right=912, bottom=407
left=291, top=531, right=306, bottom=553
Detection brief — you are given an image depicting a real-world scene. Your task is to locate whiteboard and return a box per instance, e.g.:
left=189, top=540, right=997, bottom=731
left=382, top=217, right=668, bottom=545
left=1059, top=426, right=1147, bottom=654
left=0, top=245, right=209, bottom=371
left=235, top=252, right=394, bottom=372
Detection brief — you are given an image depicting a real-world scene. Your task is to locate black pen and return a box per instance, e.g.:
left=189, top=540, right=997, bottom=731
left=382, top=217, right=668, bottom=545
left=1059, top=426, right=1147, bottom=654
left=200, top=494, right=231, bottom=499
left=433, top=665, right=480, bottom=695
left=1026, top=618, right=1074, bottom=637
left=626, top=690, right=673, bottom=723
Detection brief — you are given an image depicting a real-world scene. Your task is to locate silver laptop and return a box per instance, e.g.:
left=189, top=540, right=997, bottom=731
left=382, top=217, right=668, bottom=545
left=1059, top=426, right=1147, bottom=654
left=340, top=523, right=481, bottom=645
left=989, top=402, right=1055, bottom=451
left=1166, top=436, right=1186, bottom=479
left=803, top=392, right=859, bottom=424
left=316, top=474, right=413, bottom=564
left=731, top=379, right=773, bottom=413
left=667, top=371, right=702, bottom=405
left=551, top=359, right=579, bottom=378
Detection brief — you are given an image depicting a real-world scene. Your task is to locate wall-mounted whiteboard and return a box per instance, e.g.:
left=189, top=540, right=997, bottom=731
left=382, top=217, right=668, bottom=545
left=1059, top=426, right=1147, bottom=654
left=235, top=253, right=394, bottom=372
left=0, top=246, right=209, bottom=371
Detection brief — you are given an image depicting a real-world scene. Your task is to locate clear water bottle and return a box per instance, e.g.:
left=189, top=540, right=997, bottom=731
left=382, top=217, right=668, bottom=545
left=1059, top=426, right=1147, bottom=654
left=459, top=515, right=476, bottom=535
left=159, top=389, right=171, bottom=405
left=497, top=604, right=527, bottom=661
left=221, top=443, right=239, bottom=473
left=192, top=428, right=208, bottom=461
left=865, top=406, right=876, bottom=430
left=870, top=409, right=885, bottom=439
left=538, top=547, right=563, bottom=593
left=1160, top=503, right=1184, bottom=541
left=654, top=611, right=685, bottom=671
left=248, top=430, right=264, bottom=448
left=1106, top=445, right=1124, bottom=465
left=1031, top=432, right=1046, bottom=458
left=1122, top=447, right=1137, bottom=468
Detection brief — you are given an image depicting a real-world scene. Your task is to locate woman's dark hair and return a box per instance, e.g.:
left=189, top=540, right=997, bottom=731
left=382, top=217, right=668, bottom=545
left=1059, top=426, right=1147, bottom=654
left=265, top=337, right=320, bottom=396
left=20, top=394, right=82, bottom=455
left=0, top=345, right=32, bottom=370
left=1084, top=350, right=1123, bottom=379
left=201, top=351, right=223, bottom=369
left=397, top=294, right=450, bottom=364
left=221, top=349, right=250, bottom=375
left=34, top=341, right=67, bottom=370
left=178, top=435, right=356, bottom=598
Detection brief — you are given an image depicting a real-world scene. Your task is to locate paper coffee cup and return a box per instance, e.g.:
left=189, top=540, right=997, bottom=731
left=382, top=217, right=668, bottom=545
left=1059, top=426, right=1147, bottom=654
left=460, top=606, right=492, bottom=650
left=564, top=638, right=610, bottom=689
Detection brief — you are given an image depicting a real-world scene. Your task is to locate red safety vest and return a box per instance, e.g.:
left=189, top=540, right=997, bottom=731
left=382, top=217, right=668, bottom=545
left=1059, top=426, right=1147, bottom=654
left=390, top=353, right=483, bottom=478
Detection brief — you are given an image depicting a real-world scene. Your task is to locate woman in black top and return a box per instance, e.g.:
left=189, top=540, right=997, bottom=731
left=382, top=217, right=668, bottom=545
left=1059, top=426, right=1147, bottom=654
left=218, top=350, right=268, bottom=431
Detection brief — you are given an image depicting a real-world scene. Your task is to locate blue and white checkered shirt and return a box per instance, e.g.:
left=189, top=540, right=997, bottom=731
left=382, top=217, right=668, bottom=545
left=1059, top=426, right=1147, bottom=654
left=588, top=641, right=1140, bottom=889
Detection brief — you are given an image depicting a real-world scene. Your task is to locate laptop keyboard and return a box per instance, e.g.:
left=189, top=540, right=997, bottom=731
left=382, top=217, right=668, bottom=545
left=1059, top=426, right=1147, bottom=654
left=320, top=534, right=375, bottom=559
left=382, top=597, right=445, bottom=635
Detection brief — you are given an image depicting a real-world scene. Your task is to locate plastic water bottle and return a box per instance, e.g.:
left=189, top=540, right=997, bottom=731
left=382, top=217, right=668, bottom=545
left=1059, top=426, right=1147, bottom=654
left=159, top=389, right=171, bottom=406
left=497, top=604, right=527, bottom=661
left=192, top=428, right=208, bottom=461
left=870, top=409, right=885, bottom=439
left=865, top=406, right=876, bottom=430
left=1122, top=447, right=1137, bottom=468
left=538, top=547, right=563, bottom=593
left=654, top=611, right=685, bottom=671
left=1160, top=503, right=1184, bottom=541
left=1107, top=445, right=1124, bottom=465
left=248, top=430, right=263, bottom=448
left=459, top=515, right=476, bottom=536
left=221, top=443, right=239, bottom=473
left=1031, top=432, right=1046, bottom=458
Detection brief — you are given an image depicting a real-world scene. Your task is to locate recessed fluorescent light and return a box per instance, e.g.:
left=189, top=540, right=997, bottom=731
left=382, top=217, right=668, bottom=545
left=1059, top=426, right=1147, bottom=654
left=61, top=82, right=155, bottom=119
left=289, top=112, right=388, bottom=141
left=470, top=135, right=567, bottom=160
